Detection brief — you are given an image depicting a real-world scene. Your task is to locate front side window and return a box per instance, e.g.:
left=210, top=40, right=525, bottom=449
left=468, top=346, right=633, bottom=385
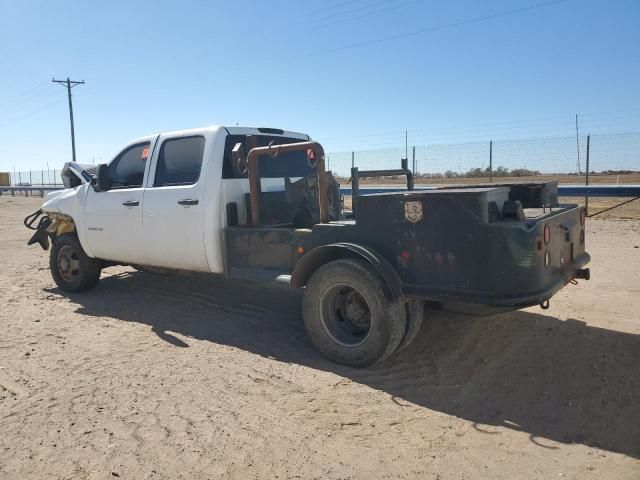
left=154, top=136, right=205, bottom=187
left=108, top=142, right=150, bottom=189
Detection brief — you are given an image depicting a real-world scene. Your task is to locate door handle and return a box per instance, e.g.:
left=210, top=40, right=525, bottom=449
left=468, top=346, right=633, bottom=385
left=178, top=199, right=199, bottom=206
left=122, top=200, right=140, bottom=207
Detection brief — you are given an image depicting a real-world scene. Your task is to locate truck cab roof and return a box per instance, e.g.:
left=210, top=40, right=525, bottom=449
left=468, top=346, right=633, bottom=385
left=127, top=126, right=310, bottom=147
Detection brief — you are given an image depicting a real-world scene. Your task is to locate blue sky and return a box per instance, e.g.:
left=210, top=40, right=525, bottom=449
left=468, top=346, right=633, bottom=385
left=1, top=0, right=639, bottom=172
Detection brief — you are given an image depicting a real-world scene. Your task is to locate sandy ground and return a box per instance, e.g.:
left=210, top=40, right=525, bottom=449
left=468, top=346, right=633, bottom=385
left=0, top=196, right=639, bottom=480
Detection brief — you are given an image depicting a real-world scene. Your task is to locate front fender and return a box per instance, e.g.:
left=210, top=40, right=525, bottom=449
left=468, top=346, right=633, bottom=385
left=290, top=242, right=404, bottom=299
left=39, top=184, right=94, bottom=257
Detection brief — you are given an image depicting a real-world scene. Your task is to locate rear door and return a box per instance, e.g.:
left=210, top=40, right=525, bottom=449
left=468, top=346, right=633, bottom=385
left=84, top=138, right=155, bottom=263
left=142, top=133, right=210, bottom=271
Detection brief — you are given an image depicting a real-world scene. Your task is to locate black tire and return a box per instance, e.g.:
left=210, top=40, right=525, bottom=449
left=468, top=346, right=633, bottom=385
left=50, top=233, right=101, bottom=292
left=303, top=258, right=406, bottom=368
left=396, top=300, right=425, bottom=352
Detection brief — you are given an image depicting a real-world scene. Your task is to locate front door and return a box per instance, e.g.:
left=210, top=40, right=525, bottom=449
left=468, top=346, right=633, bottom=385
left=142, top=133, right=210, bottom=271
left=84, top=138, right=155, bottom=264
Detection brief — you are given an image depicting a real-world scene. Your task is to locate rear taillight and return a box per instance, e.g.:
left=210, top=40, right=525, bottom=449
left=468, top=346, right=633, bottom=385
left=580, top=208, right=586, bottom=225
left=543, top=224, right=551, bottom=245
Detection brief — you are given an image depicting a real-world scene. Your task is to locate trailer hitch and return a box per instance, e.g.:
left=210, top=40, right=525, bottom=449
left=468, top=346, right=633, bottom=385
left=575, top=268, right=591, bottom=280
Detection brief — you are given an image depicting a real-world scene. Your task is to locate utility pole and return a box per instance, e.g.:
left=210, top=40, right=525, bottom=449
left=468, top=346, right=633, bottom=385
left=52, top=77, right=85, bottom=163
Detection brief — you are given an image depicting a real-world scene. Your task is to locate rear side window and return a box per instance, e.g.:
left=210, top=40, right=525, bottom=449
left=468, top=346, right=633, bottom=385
left=154, top=136, right=205, bottom=187
left=108, top=142, right=150, bottom=189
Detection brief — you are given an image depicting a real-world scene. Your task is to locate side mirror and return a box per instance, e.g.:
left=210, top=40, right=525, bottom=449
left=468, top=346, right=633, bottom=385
left=94, top=163, right=111, bottom=192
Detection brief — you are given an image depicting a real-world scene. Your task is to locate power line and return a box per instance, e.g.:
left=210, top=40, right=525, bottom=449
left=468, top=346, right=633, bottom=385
left=316, top=0, right=399, bottom=22
left=323, top=129, right=624, bottom=153
left=317, top=0, right=423, bottom=29
left=311, top=0, right=569, bottom=55
left=0, top=98, right=65, bottom=130
left=0, top=84, right=56, bottom=116
left=0, top=81, right=50, bottom=111
left=305, top=0, right=360, bottom=17
left=321, top=118, right=640, bottom=150
left=52, top=77, right=85, bottom=163
left=319, top=110, right=640, bottom=145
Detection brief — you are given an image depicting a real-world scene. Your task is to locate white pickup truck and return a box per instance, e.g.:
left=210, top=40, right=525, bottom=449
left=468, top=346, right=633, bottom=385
left=25, top=124, right=590, bottom=367
left=32, top=126, right=313, bottom=273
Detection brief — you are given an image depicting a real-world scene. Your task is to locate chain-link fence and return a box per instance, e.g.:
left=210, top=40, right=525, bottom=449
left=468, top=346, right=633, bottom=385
left=2, top=132, right=639, bottom=189
left=2, top=169, right=63, bottom=187
left=326, top=132, right=640, bottom=185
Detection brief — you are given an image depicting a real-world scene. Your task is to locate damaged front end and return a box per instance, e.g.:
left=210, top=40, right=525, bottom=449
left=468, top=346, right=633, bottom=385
left=24, top=161, right=91, bottom=250
left=24, top=210, right=76, bottom=250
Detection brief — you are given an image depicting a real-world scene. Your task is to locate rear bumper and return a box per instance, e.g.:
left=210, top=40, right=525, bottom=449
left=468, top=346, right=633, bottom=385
left=403, top=252, right=590, bottom=315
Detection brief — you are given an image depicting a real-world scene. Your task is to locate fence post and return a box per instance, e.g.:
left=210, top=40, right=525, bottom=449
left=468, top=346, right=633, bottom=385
left=412, top=146, right=416, bottom=176
left=585, top=134, right=590, bottom=215
left=351, top=151, right=354, bottom=169
left=351, top=166, right=359, bottom=217
left=489, top=140, right=493, bottom=183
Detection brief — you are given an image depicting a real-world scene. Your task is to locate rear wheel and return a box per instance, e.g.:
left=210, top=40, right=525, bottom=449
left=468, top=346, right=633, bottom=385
left=303, top=258, right=406, bottom=367
left=50, top=234, right=101, bottom=292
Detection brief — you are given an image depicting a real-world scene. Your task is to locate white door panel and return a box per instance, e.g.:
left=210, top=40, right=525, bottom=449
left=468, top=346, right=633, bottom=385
left=84, top=188, right=146, bottom=263
left=142, top=184, right=207, bottom=270
left=142, top=133, right=210, bottom=271
left=83, top=138, right=156, bottom=264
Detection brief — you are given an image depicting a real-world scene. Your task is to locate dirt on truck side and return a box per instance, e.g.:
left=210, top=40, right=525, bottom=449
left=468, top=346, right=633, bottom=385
left=1, top=196, right=639, bottom=480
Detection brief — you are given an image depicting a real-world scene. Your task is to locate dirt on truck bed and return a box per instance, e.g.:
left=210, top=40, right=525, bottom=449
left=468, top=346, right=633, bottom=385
left=1, top=196, right=639, bottom=480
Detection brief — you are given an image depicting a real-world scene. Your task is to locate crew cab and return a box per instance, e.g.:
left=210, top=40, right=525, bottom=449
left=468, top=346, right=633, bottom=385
left=25, top=125, right=591, bottom=367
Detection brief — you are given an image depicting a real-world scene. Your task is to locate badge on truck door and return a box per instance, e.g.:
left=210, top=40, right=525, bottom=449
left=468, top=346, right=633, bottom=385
left=405, top=201, right=423, bottom=223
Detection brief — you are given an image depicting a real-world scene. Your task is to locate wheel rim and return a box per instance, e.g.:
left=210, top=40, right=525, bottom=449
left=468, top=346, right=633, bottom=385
left=57, top=245, right=80, bottom=283
left=319, top=283, right=372, bottom=347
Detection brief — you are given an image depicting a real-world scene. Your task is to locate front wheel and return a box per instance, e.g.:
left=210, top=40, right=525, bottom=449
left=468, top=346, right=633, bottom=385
left=303, top=258, right=406, bottom=368
left=50, top=234, right=101, bottom=292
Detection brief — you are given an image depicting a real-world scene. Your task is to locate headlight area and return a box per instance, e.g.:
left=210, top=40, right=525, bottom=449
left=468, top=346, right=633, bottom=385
left=47, top=212, right=76, bottom=236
